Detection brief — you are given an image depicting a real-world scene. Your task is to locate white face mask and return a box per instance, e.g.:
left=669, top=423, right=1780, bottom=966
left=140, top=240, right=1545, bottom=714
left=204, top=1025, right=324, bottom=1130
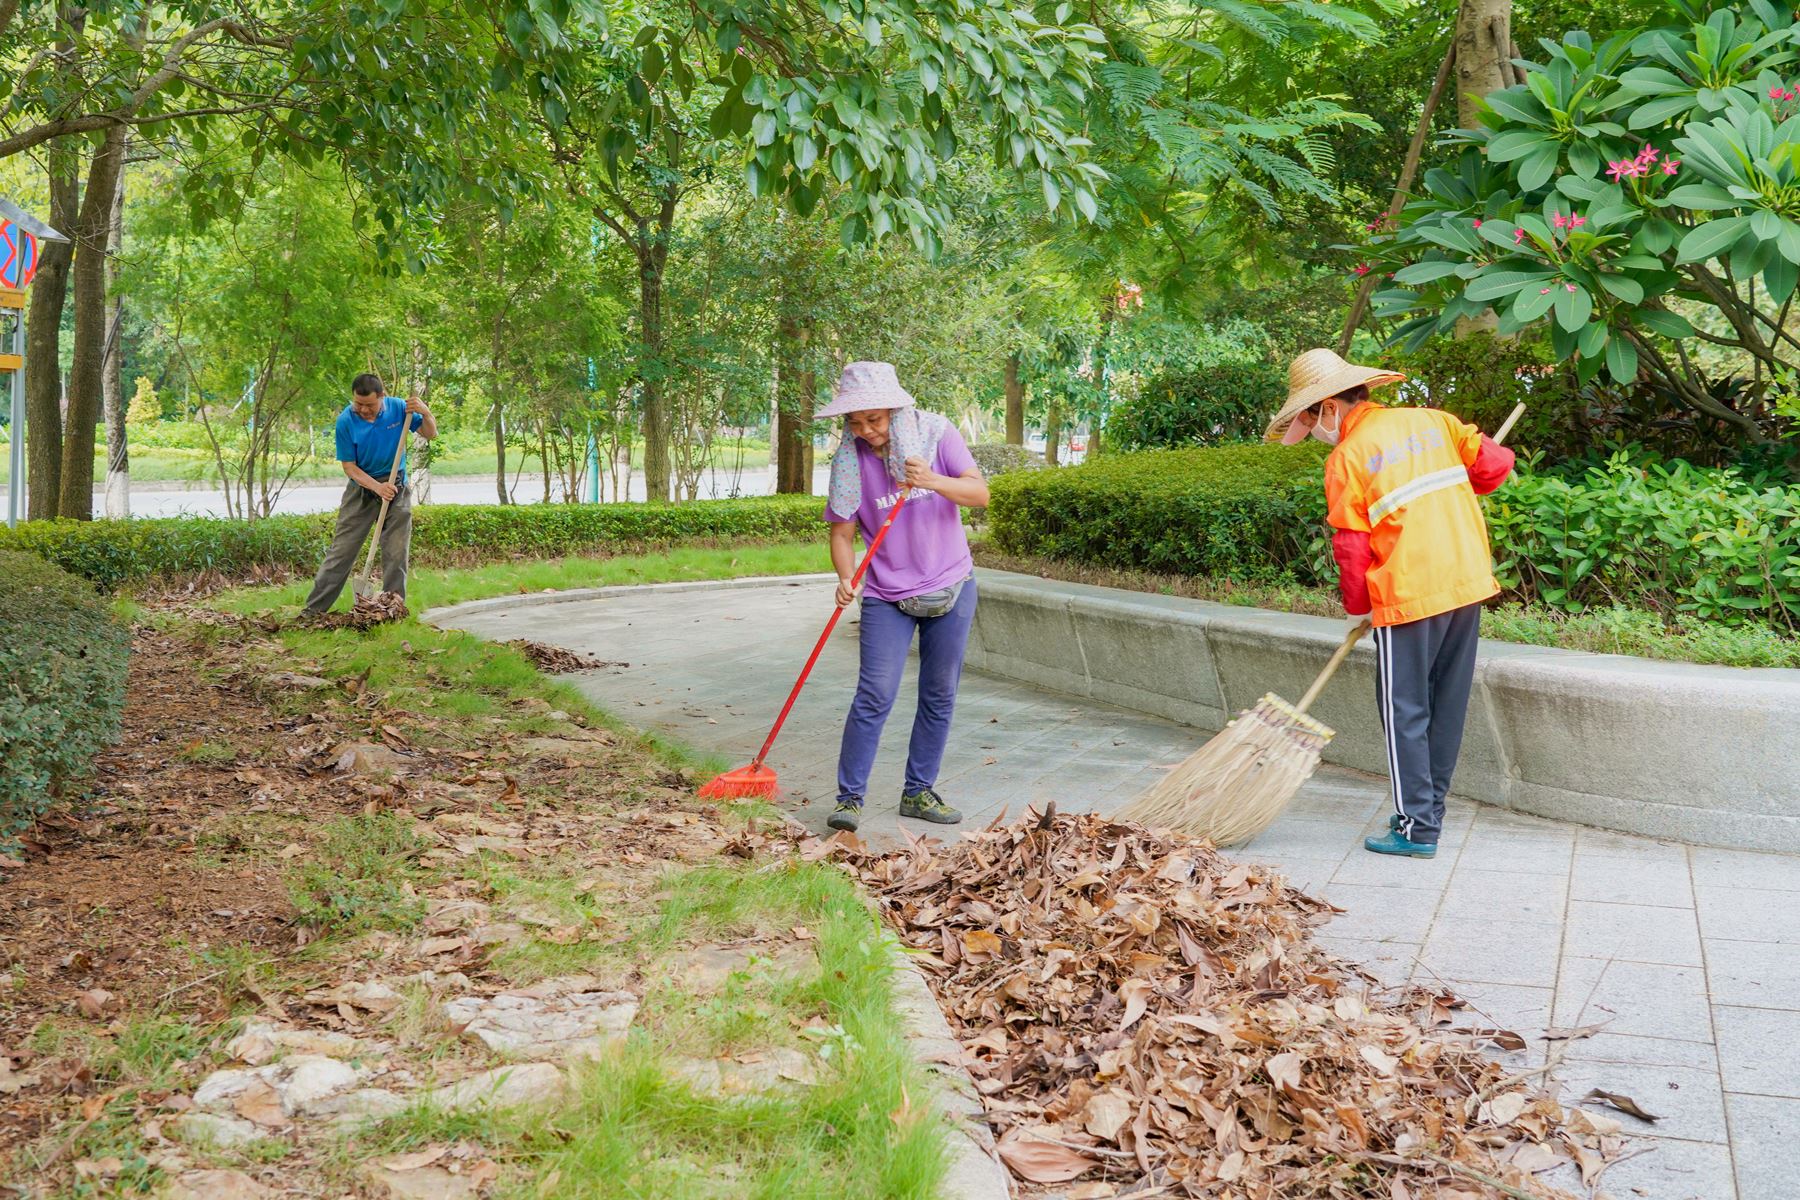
left=1313, top=404, right=1343, bottom=445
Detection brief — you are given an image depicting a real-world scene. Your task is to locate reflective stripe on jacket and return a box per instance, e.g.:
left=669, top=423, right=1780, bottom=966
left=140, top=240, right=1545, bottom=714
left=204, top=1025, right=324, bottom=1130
left=1324, top=403, right=1501, bottom=628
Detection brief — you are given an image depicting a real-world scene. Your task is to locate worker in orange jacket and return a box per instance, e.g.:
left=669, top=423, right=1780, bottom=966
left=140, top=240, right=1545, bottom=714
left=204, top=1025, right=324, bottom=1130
left=1267, top=349, right=1515, bottom=859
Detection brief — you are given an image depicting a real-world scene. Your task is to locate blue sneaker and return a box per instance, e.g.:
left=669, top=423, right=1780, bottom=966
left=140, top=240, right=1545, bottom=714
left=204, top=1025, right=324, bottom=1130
left=1389, top=813, right=1402, bottom=833
left=1364, top=831, right=1437, bottom=858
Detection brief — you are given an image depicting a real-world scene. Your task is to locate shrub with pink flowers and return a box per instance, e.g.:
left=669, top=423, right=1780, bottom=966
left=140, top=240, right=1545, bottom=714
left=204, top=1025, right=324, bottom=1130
left=1361, top=3, right=1800, bottom=446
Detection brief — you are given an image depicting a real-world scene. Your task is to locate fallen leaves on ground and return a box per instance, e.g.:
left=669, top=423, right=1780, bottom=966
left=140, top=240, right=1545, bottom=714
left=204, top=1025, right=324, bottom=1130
left=504, top=640, right=624, bottom=673
left=836, top=811, right=1623, bottom=1198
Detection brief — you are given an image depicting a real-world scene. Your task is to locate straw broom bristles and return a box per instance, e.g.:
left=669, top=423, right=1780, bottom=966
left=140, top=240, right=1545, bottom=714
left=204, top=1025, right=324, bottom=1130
left=1120, top=694, right=1336, bottom=846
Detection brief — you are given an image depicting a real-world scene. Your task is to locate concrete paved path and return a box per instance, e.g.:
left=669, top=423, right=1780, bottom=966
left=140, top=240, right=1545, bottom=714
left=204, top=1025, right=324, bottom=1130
left=439, top=576, right=1800, bottom=1200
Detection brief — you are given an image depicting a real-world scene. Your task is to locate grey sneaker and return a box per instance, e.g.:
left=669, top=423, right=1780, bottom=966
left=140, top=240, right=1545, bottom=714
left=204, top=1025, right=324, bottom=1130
left=827, top=797, right=863, bottom=832
left=899, top=788, right=962, bottom=824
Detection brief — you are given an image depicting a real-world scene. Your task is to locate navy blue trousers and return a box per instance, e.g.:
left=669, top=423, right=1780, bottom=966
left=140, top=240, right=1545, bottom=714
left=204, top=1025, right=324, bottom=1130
left=836, top=579, right=977, bottom=801
left=1372, top=602, right=1482, bottom=845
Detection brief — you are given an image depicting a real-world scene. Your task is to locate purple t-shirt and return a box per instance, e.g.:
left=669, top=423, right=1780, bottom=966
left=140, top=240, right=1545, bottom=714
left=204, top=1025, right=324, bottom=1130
left=823, top=426, right=977, bottom=602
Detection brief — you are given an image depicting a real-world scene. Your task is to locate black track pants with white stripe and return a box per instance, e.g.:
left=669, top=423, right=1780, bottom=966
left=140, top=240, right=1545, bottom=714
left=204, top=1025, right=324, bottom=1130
left=1371, top=603, right=1482, bottom=845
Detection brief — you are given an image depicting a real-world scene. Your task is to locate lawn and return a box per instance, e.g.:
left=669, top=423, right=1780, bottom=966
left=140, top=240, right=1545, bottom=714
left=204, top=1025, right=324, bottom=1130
left=211, top=540, right=830, bottom=617
left=4, top=543, right=941, bottom=1198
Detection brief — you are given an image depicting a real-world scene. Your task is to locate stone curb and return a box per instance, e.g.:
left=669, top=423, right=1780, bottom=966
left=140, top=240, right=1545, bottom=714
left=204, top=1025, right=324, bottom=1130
left=963, top=568, right=1800, bottom=852
left=887, top=949, right=1014, bottom=1200
left=420, top=573, right=837, bottom=627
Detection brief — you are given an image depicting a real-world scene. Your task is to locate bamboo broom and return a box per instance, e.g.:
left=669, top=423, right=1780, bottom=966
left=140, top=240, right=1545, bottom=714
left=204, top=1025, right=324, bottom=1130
left=1120, top=402, right=1525, bottom=846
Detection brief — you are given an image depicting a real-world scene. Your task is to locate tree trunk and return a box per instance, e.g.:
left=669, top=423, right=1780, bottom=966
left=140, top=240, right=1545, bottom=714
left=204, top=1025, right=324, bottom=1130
left=102, top=149, right=128, bottom=519
left=1004, top=352, right=1024, bottom=445
left=1454, top=0, right=1512, bottom=128
left=24, top=152, right=77, bottom=520
left=58, top=125, right=127, bottom=520
left=1044, top=399, right=1063, bottom=467
left=637, top=229, right=672, bottom=503
left=491, top=305, right=508, bottom=504
left=775, top=309, right=814, bottom=494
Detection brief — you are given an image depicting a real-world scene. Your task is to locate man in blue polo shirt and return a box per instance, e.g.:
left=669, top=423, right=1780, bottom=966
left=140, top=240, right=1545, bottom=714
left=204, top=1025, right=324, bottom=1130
left=301, top=373, right=438, bottom=615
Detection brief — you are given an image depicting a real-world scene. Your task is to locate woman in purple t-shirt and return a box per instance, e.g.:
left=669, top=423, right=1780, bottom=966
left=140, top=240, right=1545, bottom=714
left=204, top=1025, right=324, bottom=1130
left=817, top=362, right=990, bottom=833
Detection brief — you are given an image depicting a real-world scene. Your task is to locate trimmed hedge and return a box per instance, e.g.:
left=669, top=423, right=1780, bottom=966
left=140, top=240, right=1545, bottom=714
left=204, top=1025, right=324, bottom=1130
left=989, top=444, right=1329, bottom=578
left=1107, top=361, right=1284, bottom=452
left=969, top=442, right=1045, bottom=478
left=1, top=551, right=131, bottom=845
left=991, top=444, right=1800, bottom=630
left=0, top=496, right=824, bottom=590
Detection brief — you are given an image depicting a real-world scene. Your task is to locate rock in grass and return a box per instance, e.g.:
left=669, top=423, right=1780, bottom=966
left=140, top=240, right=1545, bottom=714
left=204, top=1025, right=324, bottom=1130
left=426, top=1061, right=566, bottom=1113
left=442, top=987, right=638, bottom=1061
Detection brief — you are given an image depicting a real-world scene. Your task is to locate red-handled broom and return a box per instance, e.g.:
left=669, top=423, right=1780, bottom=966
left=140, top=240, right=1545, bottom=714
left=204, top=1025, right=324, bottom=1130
left=698, top=489, right=912, bottom=800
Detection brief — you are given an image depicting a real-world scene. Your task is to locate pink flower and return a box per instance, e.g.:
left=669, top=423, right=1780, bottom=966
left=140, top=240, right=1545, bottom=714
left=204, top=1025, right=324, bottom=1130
left=1571, top=214, right=1587, bottom=229
left=1354, top=263, right=1371, bottom=276
left=1514, top=228, right=1526, bottom=245
left=1474, top=218, right=1483, bottom=227
left=1540, top=288, right=1552, bottom=294
left=1566, top=283, right=1578, bottom=292
left=1663, top=159, right=1680, bottom=175
left=1606, top=159, right=1630, bottom=182
left=1772, top=86, right=1786, bottom=99
left=1552, top=213, right=1569, bottom=229
left=1636, top=144, right=1659, bottom=167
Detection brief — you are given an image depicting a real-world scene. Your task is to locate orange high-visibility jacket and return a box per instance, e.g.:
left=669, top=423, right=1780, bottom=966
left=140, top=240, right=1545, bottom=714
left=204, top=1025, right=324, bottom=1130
left=1324, top=403, right=1511, bottom=628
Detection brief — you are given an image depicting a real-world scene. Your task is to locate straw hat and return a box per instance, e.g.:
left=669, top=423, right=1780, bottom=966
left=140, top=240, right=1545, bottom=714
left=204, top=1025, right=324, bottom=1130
left=1265, top=349, right=1405, bottom=444
left=816, top=361, right=918, bottom=419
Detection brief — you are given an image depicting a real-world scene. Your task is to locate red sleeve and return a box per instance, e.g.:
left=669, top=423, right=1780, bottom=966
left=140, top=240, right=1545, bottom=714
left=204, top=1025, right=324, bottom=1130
left=1468, top=434, right=1516, bottom=495
left=1333, top=529, right=1373, bottom=616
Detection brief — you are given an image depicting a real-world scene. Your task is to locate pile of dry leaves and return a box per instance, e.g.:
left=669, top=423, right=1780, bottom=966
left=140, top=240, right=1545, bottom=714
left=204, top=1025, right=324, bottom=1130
left=840, top=811, right=1629, bottom=1199
left=341, top=591, right=410, bottom=627
left=504, top=640, right=624, bottom=674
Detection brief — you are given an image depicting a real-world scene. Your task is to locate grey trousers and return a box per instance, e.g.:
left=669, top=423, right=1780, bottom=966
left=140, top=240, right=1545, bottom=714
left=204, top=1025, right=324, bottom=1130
left=303, top=480, right=412, bottom=614
left=1372, top=602, right=1482, bottom=845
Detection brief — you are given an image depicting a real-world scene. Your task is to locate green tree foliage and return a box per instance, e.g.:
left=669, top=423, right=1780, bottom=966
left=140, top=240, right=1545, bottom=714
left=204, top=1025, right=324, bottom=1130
left=123, top=157, right=384, bottom=517
left=1368, top=1, right=1800, bottom=446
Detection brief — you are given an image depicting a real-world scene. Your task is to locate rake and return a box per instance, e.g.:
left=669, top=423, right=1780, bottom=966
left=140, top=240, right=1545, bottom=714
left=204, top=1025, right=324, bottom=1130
left=698, top=489, right=911, bottom=800
left=1120, top=401, right=1524, bottom=845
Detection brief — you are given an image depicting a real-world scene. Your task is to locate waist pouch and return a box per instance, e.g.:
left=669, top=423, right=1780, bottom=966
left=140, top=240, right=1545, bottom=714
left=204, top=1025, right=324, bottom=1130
left=896, top=575, right=969, bottom=619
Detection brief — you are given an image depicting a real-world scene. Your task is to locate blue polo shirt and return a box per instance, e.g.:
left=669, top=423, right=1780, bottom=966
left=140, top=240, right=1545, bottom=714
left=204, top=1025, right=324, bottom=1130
left=335, top=397, right=423, bottom=484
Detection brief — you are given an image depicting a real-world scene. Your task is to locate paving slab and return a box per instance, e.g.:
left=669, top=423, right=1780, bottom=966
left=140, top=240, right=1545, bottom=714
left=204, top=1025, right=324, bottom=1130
left=433, top=576, right=1800, bottom=1200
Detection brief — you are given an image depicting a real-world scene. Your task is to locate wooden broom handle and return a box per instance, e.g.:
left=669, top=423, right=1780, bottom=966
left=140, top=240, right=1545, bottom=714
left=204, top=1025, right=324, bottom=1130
left=1494, top=401, right=1526, bottom=445
left=1295, top=623, right=1369, bottom=715
left=1293, top=401, right=1526, bottom=717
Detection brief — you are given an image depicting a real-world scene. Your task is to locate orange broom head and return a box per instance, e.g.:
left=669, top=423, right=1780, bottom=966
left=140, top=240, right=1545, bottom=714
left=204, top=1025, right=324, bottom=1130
left=698, top=761, right=780, bottom=800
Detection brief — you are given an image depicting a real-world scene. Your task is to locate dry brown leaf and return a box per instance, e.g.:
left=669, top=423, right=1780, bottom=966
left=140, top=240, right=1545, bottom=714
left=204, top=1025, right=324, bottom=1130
left=1583, top=1088, right=1661, bottom=1122
left=1359, top=1045, right=1397, bottom=1077
left=996, top=1128, right=1099, bottom=1184
left=1510, top=1142, right=1564, bottom=1173
left=961, top=930, right=1003, bottom=958
left=1543, top=1020, right=1610, bottom=1041
left=1483, top=1091, right=1528, bottom=1126
left=233, top=1078, right=287, bottom=1128
left=1265, top=1050, right=1303, bottom=1092
left=1083, top=1089, right=1133, bottom=1142
left=76, top=989, right=113, bottom=1020
left=1068, top=1184, right=1117, bottom=1200
left=379, top=1145, right=450, bottom=1172
left=1117, top=979, right=1155, bottom=1031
